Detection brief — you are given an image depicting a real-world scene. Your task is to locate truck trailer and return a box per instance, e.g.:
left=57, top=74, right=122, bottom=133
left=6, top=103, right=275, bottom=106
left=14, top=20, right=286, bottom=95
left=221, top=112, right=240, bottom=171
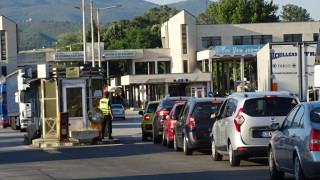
left=257, top=42, right=316, bottom=102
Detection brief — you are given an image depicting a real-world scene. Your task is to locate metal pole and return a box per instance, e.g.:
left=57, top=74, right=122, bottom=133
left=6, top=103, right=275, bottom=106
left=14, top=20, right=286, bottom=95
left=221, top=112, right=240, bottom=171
left=97, top=8, right=101, bottom=68
left=90, top=0, right=95, bottom=67
left=82, top=0, right=87, bottom=64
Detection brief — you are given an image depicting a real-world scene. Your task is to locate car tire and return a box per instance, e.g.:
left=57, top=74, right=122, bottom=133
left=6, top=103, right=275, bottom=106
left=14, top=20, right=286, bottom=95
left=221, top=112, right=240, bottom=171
left=152, top=130, right=161, bottom=144
left=167, top=134, right=173, bottom=148
left=142, top=133, right=148, bottom=141
left=162, top=133, right=167, bottom=146
left=211, top=138, right=222, bottom=161
left=228, top=142, right=240, bottom=166
left=268, top=149, right=284, bottom=180
left=294, top=155, right=306, bottom=180
left=183, top=136, right=192, bottom=155
left=174, top=134, right=182, bottom=152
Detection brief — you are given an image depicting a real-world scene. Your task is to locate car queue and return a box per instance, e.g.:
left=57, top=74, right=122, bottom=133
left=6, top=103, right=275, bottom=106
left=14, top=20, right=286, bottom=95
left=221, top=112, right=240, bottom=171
left=139, top=92, right=320, bottom=180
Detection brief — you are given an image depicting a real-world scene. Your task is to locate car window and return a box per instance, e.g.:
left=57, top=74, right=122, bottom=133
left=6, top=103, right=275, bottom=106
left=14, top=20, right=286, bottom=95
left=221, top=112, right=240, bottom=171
left=282, top=106, right=300, bottom=129
left=192, top=102, right=222, bottom=121
left=173, top=105, right=184, bottom=117
left=225, top=98, right=237, bottom=118
left=180, top=102, right=190, bottom=122
left=243, top=97, right=297, bottom=117
left=112, top=105, right=123, bottom=109
left=310, top=107, right=320, bottom=123
left=292, top=105, right=304, bottom=128
left=147, top=103, right=158, bottom=113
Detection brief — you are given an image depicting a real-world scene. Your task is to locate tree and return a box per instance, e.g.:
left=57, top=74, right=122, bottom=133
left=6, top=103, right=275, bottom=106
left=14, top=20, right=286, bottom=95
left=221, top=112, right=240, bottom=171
left=208, top=0, right=279, bottom=24
left=196, top=9, right=217, bottom=24
left=57, top=31, right=82, bottom=51
left=280, top=4, right=313, bottom=22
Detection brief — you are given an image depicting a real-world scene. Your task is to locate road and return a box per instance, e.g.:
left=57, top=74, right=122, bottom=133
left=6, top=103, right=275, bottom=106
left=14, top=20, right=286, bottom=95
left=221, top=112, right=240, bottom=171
left=0, top=110, right=295, bottom=180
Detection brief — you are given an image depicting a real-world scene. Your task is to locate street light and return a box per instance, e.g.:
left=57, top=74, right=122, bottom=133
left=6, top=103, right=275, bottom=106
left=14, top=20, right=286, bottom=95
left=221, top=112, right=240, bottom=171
left=75, top=0, right=87, bottom=64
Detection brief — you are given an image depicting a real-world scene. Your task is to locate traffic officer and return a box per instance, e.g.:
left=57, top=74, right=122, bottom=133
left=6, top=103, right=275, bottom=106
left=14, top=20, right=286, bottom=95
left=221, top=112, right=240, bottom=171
left=99, top=92, right=114, bottom=139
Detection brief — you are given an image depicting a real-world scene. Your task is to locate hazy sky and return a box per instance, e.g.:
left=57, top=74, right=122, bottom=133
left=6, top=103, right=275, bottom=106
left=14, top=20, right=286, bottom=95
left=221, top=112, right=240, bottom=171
left=145, top=0, right=320, bottom=21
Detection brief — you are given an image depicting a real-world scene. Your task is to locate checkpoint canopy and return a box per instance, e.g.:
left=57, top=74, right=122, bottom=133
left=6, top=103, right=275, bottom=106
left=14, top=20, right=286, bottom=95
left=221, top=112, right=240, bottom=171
left=197, top=44, right=265, bottom=93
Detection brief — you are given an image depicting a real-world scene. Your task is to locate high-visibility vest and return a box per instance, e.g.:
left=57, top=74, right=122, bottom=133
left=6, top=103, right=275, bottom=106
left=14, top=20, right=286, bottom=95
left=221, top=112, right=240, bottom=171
left=99, top=98, right=111, bottom=115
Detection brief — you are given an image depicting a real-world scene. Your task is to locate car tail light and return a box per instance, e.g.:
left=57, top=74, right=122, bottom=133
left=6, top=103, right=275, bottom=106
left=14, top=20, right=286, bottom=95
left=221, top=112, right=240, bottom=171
left=234, top=108, right=245, bottom=132
left=264, top=95, right=277, bottom=98
left=144, top=115, right=150, bottom=120
left=123, top=110, right=125, bottom=114
left=169, top=120, right=177, bottom=129
left=310, top=129, right=320, bottom=151
left=157, top=109, right=169, bottom=119
left=188, top=115, right=196, bottom=128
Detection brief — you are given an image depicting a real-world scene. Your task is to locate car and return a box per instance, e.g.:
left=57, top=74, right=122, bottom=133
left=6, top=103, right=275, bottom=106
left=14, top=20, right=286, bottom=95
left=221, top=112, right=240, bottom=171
left=174, top=98, right=225, bottom=155
left=162, top=102, right=185, bottom=148
left=152, top=97, right=192, bottom=144
left=268, top=101, right=320, bottom=180
left=111, top=104, right=125, bottom=120
left=139, top=101, right=160, bottom=141
left=211, top=92, right=299, bottom=166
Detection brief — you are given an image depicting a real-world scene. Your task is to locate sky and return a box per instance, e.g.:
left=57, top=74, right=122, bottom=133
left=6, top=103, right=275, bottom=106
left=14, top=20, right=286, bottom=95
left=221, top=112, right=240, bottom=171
left=145, top=0, right=320, bottom=21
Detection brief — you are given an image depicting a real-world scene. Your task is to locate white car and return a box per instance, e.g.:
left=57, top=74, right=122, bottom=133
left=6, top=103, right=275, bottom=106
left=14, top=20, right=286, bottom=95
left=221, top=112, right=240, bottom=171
left=111, top=104, right=125, bottom=120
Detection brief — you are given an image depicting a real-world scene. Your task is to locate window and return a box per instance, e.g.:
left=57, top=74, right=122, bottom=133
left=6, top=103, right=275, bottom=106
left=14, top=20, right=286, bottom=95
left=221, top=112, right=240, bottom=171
left=1, top=66, right=7, bottom=76
left=292, top=105, right=304, bottom=128
left=284, top=34, right=302, bottom=42
left=182, top=24, right=187, bottom=54
left=183, top=60, right=188, bottom=73
left=0, top=31, right=6, bottom=61
left=310, top=107, right=320, bottom=123
left=225, top=98, right=238, bottom=117
left=202, top=36, right=221, bottom=48
left=233, top=35, right=272, bottom=45
left=314, top=33, right=319, bottom=42
left=282, top=106, right=300, bottom=129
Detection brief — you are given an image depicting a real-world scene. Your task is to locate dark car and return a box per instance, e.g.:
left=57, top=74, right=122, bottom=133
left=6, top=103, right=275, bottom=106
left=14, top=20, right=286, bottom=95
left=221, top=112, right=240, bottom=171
left=162, top=102, right=185, bottom=148
left=152, top=97, right=191, bottom=144
left=174, top=98, right=225, bottom=155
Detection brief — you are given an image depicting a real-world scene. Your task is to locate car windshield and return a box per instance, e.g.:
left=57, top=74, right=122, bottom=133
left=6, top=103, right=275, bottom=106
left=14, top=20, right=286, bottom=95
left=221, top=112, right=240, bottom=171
left=310, top=107, right=320, bottom=123
left=192, top=102, right=222, bottom=121
left=147, top=103, right=158, bottom=113
left=112, top=105, right=123, bottom=109
left=243, top=97, right=298, bottom=117
left=162, top=100, right=186, bottom=110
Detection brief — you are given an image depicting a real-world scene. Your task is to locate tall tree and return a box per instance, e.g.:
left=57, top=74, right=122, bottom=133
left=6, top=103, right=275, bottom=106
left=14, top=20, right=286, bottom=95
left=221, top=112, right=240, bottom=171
left=280, top=4, right=313, bottom=22
left=208, top=0, right=279, bottom=24
left=196, top=8, right=217, bottom=24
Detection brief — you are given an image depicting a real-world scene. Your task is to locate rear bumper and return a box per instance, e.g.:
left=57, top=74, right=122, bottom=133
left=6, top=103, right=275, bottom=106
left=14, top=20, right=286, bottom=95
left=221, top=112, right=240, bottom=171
left=168, top=128, right=174, bottom=141
left=141, top=123, right=152, bottom=133
left=234, top=146, right=268, bottom=157
left=1, top=120, right=9, bottom=125
left=187, top=133, right=211, bottom=149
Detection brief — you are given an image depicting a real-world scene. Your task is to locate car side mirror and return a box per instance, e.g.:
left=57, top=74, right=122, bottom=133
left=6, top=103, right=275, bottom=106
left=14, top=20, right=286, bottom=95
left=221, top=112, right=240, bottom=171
left=269, top=123, right=280, bottom=130
left=138, top=111, right=144, bottom=115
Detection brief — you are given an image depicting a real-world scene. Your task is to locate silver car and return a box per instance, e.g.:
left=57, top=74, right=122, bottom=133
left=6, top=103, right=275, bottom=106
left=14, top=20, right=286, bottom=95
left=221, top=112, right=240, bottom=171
left=111, top=104, right=125, bottom=120
left=268, top=101, right=320, bottom=180
left=212, top=92, right=299, bottom=166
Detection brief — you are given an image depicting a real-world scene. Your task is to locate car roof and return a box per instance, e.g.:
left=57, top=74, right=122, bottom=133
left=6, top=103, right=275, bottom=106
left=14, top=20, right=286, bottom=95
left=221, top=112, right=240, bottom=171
left=229, top=91, right=297, bottom=99
left=162, top=96, right=192, bottom=101
left=149, top=101, right=160, bottom=104
left=187, top=97, right=225, bottom=103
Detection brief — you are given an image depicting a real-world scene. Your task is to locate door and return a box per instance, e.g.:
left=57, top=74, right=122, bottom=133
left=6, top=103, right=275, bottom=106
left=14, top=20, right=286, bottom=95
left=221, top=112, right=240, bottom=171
left=62, top=79, right=87, bottom=131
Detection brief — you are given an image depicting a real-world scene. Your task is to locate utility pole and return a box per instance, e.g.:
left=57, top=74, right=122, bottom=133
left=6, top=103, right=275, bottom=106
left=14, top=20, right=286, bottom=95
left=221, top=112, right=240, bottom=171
left=82, top=0, right=87, bottom=64
left=90, top=0, right=95, bottom=67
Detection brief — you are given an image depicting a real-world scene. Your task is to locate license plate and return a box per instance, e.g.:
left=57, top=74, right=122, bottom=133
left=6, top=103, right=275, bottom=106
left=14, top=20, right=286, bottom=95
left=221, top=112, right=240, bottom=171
left=261, top=131, right=274, bottom=138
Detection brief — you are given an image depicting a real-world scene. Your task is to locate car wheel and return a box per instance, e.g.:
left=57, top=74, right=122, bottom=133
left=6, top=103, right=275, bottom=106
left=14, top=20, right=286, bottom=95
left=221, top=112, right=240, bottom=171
left=167, top=133, right=173, bottom=148
left=142, top=133, right=148, bottom=141
left=212, top=138, right=222, bottom=161
left=152, top=129, right=161, bottom=144
left=268, top=149, right=284, bottom=180
left=162, top=133, right=167, bottom=146
left=294, top=155, right=306, bottom=180
left=228, top=142, right=240, bottom=166
left=183, top=136, right=192, bottom=155
left=174, top=134, right=182, bottom=152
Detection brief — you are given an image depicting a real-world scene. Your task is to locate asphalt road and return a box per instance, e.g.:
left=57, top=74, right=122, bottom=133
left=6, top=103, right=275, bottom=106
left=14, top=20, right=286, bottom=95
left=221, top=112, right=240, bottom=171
left=0, top=110, right=295, bottom=180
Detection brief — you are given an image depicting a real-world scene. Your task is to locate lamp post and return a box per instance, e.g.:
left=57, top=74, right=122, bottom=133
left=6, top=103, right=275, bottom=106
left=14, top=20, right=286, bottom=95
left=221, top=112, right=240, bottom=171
left=74, top=0, right=87, bottom=64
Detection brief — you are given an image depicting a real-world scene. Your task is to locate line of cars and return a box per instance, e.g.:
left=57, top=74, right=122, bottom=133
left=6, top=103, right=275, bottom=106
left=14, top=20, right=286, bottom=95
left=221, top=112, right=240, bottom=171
left=139, top=92, right=320, bottom=179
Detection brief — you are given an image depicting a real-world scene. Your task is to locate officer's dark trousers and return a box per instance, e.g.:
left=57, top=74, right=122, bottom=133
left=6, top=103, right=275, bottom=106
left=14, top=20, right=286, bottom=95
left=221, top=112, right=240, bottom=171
left=101, top=115, right=112, bottom=139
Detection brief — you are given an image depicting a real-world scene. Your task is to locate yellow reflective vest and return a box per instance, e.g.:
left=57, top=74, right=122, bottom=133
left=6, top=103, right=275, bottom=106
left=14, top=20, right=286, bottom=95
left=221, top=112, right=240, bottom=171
left=99, top=98, right=111, bottom=115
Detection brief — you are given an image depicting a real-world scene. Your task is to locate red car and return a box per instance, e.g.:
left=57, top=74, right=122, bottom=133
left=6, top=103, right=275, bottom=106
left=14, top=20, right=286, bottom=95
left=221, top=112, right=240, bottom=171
left=162, top=102, right=185, bottom=148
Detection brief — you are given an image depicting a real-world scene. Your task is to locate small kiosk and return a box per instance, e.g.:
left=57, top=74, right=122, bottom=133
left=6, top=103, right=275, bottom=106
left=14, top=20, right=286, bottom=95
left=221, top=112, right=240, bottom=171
left=26, top=64, right=104, bottom=139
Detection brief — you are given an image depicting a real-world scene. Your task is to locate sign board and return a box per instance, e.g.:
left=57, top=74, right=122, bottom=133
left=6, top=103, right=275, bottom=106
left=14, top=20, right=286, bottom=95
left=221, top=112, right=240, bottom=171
left=208, top=91, right=214, bottom=97
left=66, top=67, right=80, bottom=78
left=55, top=53, right=83, bottom=59
left=216, top=44, right=264, bottom=56
left=103, top=51, right=135, bottom=57
left=177, top=79, right=184, bottom=82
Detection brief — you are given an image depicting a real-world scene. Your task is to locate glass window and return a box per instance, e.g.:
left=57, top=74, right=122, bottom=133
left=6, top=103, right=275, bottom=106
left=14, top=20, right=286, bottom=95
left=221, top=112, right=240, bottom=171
left=183, top=60, right=188, bottom=73
left=147, top=103, right=159, bottom=113
left=284, top=34, right=302, bottom=42
left=314, top=33, right=319, bottom=42
left=202, top=36, right=221, bottom=48
left=292, top=105, right=304, bottom=128
left=66, top=87, right=83, bottom=117
left=243, top=36, right=252, bottom=45
left=225, top=99, right=237, bottom=117
left=1, top=66, right=6, bottom=76
left=243, top=97, right=298, bottom=117
left=0, top=31, right=6, bottom=61
left=233, top=36, right=242, bottom=45
left=282, top=106, right=300, bottom=129
left=192, top=101, right=222, bottom=122
left=310, top=107, right=320, bottom=123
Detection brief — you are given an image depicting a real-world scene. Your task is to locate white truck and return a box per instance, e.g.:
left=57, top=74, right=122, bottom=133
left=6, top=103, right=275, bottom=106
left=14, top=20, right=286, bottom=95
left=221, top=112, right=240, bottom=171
left=4, top=69, right=31, bottom=131
left=314, top=33, right=320, bottom=100
left=257, top=42, right=316, bottom=102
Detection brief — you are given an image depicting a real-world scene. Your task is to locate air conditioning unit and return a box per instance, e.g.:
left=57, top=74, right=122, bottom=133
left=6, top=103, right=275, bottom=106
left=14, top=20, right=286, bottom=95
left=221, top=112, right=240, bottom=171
left=37, top=64, right=50, bottom=78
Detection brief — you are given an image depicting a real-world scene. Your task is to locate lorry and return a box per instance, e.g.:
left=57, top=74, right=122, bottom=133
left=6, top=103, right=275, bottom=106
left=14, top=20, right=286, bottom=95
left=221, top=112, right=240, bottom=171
left=257, top=42, right=316, bottom=102
left=314, top=33, right=320, bottom=100
left=0, top=69, right=31, bottom=131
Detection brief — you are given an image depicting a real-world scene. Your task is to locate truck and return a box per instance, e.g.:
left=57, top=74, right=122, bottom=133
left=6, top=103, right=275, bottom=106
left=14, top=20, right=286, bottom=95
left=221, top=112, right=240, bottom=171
left=314, top=32, right=320, bottom=100
left=0, top=69, right=31, bottom=131
left=257, top=42, right=316, bottom=102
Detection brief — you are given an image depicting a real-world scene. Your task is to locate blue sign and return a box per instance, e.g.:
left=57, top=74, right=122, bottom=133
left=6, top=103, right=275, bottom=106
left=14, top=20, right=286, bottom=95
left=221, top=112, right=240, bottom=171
left=216, top=44, right=265, bottom=56
left=177, top=79, right=184, bottom=82
left=208, top=92, right=214, bottom=97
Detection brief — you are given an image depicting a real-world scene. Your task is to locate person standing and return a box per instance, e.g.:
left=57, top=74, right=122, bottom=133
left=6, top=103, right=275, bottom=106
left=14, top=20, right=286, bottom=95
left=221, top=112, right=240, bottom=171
left=99, top=93, right=114, bottom=139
